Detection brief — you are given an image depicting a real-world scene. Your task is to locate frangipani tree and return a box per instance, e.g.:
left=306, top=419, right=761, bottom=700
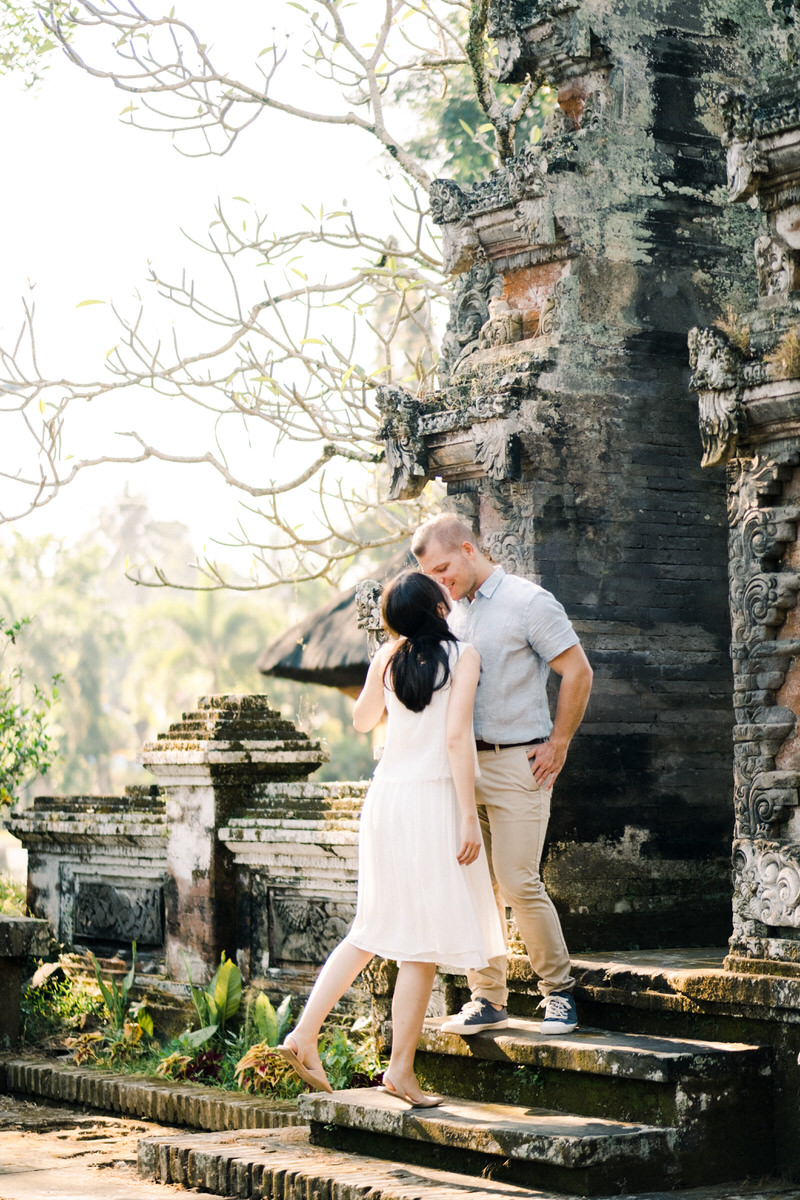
left=1, top=0, right=545, bottom=588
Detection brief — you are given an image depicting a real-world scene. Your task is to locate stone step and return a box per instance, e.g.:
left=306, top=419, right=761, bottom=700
left=137, top=1125, right=564, bottom=1200
left=384, top=1021, right=773, bottom=1188
left=420, top=1018, right=767, bottom=1081
left=299, top=1087, right=677, bottom=1197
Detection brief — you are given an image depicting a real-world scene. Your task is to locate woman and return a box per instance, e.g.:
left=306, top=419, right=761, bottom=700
left=277, top=570, right=504, bottom=1107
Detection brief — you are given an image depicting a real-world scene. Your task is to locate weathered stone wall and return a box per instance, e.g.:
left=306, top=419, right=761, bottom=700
left=7, top=788, right=168, bottom=952
left=380, top=1, right=783, bottom=949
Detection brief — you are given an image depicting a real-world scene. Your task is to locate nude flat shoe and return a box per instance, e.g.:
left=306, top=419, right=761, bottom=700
left=381, top=1075, right=442, bottom=1108
left=276, top=1036, right=333, bottom=1093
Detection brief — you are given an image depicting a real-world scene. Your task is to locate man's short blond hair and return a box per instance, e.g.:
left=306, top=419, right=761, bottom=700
left=411, top=512, right=478, bottom=559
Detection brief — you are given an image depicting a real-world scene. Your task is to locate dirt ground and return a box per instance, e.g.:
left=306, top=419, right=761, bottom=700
left=0, top=1095, right=228, bottom=1200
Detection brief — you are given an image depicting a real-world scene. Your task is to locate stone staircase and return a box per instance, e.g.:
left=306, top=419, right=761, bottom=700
left=299, top=1016, right=774, bottom=1197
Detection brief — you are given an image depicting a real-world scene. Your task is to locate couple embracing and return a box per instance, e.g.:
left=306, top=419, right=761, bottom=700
left=277, top=512, right=593, bottom=1106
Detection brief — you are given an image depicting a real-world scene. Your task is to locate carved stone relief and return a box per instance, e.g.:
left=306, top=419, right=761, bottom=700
left=718, top=90, right=768, bottom=202
left=355, top=580, right=390, bottom=660
left=688, top=326, right=743, bottom=467
left=269, top=891, right=353, bottom=964
left=488, top=0, right=598, bottom=83
left=754, top=234, right=800, bottom=296
left=478, top=297, right=524, bottom=349
left=73, top=881, right=164, bottom=946
left=375, top=384, right=429, bottom=501
left=733, top=838, right=800, bottom=933
left=439, top=251, right=504, bottom=381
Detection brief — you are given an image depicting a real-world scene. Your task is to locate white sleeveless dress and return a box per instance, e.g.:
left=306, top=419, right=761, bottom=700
left=345, top=641, right=505, bottom=971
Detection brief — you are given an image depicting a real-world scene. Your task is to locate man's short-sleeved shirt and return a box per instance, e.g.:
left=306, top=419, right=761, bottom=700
left=448, top=566, right=578, bottom=743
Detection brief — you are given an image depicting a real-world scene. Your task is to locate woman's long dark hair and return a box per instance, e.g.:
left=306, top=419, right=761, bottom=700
left=381, top=570, right=458, bottom=712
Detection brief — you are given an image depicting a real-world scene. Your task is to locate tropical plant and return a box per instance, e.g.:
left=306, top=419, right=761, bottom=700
left=20, top=964, right=101, bottom=1044
left=88, top=941, right=139, bottom=1031
left=0, top=615, right=59, bottom=806
left=185, top=952, right=243, bottom=1049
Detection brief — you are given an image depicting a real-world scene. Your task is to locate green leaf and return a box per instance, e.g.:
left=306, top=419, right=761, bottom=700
left=458, top=118, right=474, bottom=136
left=254, top=992, right=277, bottom=1044
left=138, top=1009, right=154, bottom=1036
left=215, top=958, right=242, bottom=1022
left=76, top=299, right=105, bottom=308
left=182, top=1024, right=218, bottom=1050
left=275, top=994, right=294, bottom=1044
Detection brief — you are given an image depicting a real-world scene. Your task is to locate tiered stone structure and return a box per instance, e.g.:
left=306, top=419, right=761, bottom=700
left=378, top=0, right=779, bottom=950
left=9, top=696, right=367, bottom=990
left=8, top=786, right=167, bottom=951
left=141, top=694, right=329, bottom=980
left=689, top=23, right=800, bottom=969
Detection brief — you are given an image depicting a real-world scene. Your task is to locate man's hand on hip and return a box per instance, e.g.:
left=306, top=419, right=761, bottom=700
left=527, top=738, right=568, bottom=789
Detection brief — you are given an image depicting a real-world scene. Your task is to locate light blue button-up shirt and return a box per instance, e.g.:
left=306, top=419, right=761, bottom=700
left=448, top=567, right=578, bottom=743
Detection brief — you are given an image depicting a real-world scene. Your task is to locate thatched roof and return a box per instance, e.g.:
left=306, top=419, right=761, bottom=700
left=256, top=550, right=413, bottom=691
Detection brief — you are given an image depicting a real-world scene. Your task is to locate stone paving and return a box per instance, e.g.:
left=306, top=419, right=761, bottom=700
left=1, top=1084, right=799, bottom=1200
left=0, top=1094, right=222, bottom=1200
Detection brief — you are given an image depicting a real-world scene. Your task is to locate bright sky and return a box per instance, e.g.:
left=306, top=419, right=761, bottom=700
left=0, top=1, right=406, bottom=572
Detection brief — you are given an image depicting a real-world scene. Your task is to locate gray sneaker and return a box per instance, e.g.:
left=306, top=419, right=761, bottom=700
left=538, top=990, right=578, bottom=1034
left=440, top=998, right=509, bottom=1035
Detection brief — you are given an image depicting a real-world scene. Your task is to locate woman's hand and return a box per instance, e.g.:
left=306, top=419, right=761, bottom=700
left=457, top=812, right=482, bottom=865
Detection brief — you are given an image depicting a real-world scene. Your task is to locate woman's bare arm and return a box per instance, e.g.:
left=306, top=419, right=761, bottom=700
left=352, top=642, right=393, bottom=732
left=446, top=645, right=482, bottom=865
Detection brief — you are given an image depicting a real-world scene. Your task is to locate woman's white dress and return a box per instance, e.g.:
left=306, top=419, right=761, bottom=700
left=345, top=641, right=505, bottom=971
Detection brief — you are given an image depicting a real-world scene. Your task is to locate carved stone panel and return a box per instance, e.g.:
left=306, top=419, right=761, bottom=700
left=269, top=891, right=354, bottom=965
left=73, top=881, right=164, bottom=946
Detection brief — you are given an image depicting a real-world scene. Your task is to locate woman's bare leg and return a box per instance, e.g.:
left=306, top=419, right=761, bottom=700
left=286, top=941, right=373, bottom=1071
left=384, top=961, right=437, bottom=1102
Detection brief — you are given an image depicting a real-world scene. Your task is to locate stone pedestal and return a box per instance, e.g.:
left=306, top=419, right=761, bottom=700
left=0, top=916, right=51, bottom=1046
left=141, top=694, right=328, bottom=982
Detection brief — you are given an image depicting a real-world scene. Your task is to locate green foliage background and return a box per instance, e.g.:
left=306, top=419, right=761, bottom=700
left=0, top=495, right=378, bottom=800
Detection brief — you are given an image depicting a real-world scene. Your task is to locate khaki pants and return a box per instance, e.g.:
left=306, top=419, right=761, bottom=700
left=469, top=746, right=575, bottom=1006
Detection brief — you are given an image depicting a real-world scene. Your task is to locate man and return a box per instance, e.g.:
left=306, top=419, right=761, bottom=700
left=412, top=513, right=593, bottom=1035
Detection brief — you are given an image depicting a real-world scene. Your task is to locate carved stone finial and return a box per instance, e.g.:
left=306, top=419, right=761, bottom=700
left=355, top=579, right=389, bottom=661
left=478, top=297, right=524, bottom=349
left=375, top=384, right=429, bottom=501
left=688, top=326, right=744, bottom=468
left=430, top=178, right=480, bottom=276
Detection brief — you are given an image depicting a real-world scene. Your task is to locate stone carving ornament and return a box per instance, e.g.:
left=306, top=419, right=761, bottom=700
left=429, top=178, right=480, bottom=277
left=754, top=234, right=799, bottom=296
left=439, top=250, right=504, bottom=381
left=355, top=580, right=390, bottom=660
left=688, top=326, right=743, bottom=467
left=73, top=881, right=164, bottom=946
left=488, top=0, right=593, bottom=81
left=718, top=90, right=768, bottom=202
left=375, top=384, right=429, bottom=501
left=478, top=296, right=524, bottom=349
left=733, top=839, right=800, bottom=930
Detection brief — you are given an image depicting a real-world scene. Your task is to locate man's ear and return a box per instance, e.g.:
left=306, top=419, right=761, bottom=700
left=462, top=540, right=476, bottom=559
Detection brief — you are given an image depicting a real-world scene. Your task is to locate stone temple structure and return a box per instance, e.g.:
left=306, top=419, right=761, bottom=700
left=10, top=4, right=800, bottom=1191
left=689, top=21, right=800, bottom=971
left=377, top=0, right=782, bottom=951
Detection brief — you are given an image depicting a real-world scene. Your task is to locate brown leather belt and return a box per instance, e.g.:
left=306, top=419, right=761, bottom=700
left=475, top=737, right=548, bottom=753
